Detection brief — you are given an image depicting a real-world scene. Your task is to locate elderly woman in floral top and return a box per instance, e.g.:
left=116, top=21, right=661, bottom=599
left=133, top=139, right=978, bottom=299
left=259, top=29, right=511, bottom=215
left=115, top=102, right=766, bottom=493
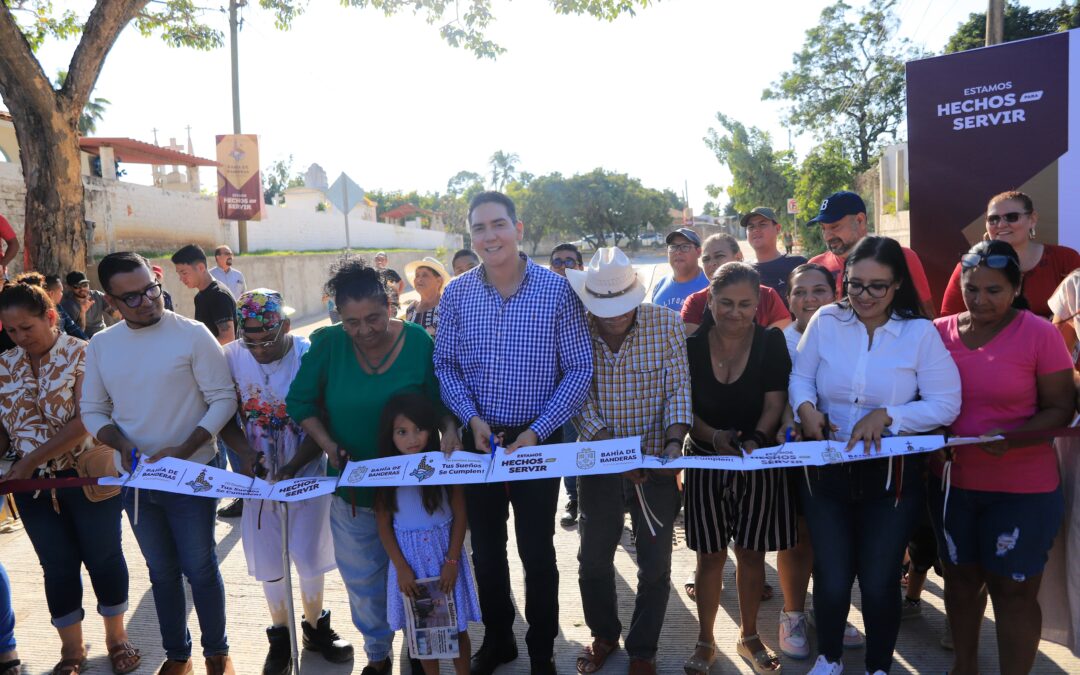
left=0, top=281, right=140, bottom=675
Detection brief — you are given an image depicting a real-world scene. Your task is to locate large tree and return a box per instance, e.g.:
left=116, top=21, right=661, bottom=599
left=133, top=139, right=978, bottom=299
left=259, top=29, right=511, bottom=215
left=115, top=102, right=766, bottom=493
left=261, top=154, right=304, bottom=205
left=945, top=0, right=1080, bottom=53
left=564, top=168, right=670, bottom=250
left=792, top=139, right=855, bottom=255
left=703, top=113, right=796, bottom=225
left=763, top=0, right=923, bottom=172
left=0, top=0, right=655, bottom=275
left=488, top=150, right=520, bottom=191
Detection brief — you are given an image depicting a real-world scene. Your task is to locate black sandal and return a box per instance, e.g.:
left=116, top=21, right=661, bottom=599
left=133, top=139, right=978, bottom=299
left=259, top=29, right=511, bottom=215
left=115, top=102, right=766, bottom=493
left=360, top=658, right=391, bottom=675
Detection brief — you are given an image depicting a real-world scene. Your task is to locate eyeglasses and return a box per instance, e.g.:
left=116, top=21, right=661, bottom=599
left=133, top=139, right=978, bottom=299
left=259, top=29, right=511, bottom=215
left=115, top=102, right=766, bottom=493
left=550, top=258, right=579, bottom=269
left=110, top=282, right=163, bottom=308
left=667, top=243, right=696, bottom=253
left=985, top=211, right=1030, bottom=226
left=844, top=279, right=894, bottom=299
left=960, top=252, right=1019, bottom=270
left=241, top=322, right=284, bottom=349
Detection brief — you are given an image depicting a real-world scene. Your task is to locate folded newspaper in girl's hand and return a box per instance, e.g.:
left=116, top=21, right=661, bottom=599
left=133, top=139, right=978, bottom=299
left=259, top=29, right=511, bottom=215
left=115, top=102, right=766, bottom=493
left=404, top=577, right=459, bottom=660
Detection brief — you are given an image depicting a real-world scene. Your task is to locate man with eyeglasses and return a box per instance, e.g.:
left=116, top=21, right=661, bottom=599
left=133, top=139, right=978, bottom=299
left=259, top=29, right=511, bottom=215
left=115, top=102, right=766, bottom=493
left=549, top=243, right=585, bottom=527
left=217, top=289, right=353, bottom=675
left=807, top=191, right=936, bottom=319
left=650, top=228, right=708, bottom=313
left=742, top=207, right=806, bottom=307
left=59, top=271, right=119, bottom=338
left=81, top=252, right=238, bottom=675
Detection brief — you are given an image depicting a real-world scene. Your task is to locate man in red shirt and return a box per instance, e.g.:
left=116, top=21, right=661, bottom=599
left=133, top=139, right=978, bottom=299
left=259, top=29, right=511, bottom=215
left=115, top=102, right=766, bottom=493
left=680, top=233, right=791, bottom=334
left=807, top=191, right=936, bottom=319
left=0, top=215, right=21, bottom=280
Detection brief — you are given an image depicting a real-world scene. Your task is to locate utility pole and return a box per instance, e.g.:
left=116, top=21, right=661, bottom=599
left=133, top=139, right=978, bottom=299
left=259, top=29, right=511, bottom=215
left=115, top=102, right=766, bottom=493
left=229, top=0, right=248, bottom=253
left=986, top=0, right=1005, bottom=46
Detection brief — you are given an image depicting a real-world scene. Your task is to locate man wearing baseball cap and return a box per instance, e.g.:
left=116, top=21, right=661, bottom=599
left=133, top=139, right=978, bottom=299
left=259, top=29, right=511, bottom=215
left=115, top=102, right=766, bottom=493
left=59, top=271, right=118, bottom=338
left=741, top=207, right=806, bottom=307
left=807, top=191, right=936, bottom=318
left=565, top=247, right=691, bottom=675
left=650, top=227, right=707, bottom=313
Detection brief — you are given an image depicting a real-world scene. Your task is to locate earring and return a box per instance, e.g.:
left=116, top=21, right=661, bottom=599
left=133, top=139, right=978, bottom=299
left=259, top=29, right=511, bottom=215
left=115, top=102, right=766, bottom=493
left=1029, top=229, right=1037, bottom=240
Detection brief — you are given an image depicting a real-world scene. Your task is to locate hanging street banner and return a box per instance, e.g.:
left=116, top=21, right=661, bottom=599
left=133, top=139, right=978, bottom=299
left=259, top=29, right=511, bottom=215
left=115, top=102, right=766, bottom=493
left=215, top=134, right=262, bottom=221
left=906, top=29, right=1078, bottom=299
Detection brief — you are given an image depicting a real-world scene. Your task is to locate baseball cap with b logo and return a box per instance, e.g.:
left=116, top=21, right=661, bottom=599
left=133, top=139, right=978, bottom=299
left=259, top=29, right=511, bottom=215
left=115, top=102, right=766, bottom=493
left=807, top=191, right=866, bottom=225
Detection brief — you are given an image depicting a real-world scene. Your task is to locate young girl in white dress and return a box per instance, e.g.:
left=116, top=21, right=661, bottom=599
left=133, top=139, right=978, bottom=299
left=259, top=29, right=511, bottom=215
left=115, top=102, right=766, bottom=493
left=374, top=393, right=481, bottom=675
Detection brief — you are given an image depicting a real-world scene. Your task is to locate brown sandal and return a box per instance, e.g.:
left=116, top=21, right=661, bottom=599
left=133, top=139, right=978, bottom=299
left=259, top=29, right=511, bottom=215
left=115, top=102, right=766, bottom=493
left=108, top=641, right=142, bottom=674
left=576, top=638, right=619, bottom=674
left=628, top=658, right=656, bottom=675
left=51, top=657, right=86, bottom=675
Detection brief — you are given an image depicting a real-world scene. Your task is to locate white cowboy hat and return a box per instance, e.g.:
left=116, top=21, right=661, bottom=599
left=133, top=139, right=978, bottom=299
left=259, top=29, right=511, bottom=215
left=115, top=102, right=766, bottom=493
left=565, top=247, right=646, bottom=318
left=404, top=257, right=450, bottom=290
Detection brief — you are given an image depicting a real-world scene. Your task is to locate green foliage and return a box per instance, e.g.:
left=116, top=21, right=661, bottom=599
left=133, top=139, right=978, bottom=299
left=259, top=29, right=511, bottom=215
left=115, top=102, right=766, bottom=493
left=763, top=0, right=924, bottom=172
left=489, top=150, right=520, bottom=190
left=133, top=0, right=225, bottom=50
left=792, top=139, right=854, bottom=256
left=54, top=69, right=109, bottom=134
left=704, top=113, right=796, bottom=226
left=446, top=170, right=484, bottom=197
left=262, top=155, right=305, bottom=205
left=945, top=0, right=1080, bottom=53
left=6, top=0, right=80, bottom=51
left=661, top=188, right=685, bottom=210
left=562, top=169, right=671, bottom=251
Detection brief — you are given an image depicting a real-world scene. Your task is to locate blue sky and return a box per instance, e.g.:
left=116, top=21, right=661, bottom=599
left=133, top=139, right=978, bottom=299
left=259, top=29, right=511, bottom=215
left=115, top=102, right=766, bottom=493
left=18, top=0, right=1064, bottom=210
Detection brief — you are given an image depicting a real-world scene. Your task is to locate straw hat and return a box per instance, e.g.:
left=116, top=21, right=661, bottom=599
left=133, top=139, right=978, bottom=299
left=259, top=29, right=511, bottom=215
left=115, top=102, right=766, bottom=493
left=404, top=257, right=450, bottom=290
left=565, top=247, right=646, bottom=318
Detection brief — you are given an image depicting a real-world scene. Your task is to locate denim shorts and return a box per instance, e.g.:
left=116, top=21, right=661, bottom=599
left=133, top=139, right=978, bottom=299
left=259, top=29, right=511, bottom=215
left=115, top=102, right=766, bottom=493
left=929, top=479, right=1064, bottom=581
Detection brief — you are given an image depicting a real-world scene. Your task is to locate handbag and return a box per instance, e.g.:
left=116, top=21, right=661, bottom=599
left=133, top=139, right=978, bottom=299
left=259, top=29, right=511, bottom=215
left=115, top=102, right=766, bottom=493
left=74, top=441, right=120, bottom=502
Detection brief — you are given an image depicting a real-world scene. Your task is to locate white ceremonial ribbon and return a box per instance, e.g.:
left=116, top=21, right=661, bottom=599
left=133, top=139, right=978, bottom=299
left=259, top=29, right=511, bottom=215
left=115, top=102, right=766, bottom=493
left=99, top=435, right=996, bottom=503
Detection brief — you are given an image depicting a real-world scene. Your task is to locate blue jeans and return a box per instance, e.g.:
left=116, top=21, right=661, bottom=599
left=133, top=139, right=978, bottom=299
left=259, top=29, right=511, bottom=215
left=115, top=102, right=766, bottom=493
left=14, top=472, right=128, bottom=627
left=217, top=437, right=244, bottom=474
left=329, top=498, right=393, bottom=662
left=123, top=487, right=227, bottom=660
left=799, top=458, right=923, bottom=673
left=0, top=562, right=14, bottom=653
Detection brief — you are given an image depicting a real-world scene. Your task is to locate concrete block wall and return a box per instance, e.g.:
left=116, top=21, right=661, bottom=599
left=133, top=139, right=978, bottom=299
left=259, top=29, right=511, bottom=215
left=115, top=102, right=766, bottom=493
left=247, top=204, right=462, bottom=252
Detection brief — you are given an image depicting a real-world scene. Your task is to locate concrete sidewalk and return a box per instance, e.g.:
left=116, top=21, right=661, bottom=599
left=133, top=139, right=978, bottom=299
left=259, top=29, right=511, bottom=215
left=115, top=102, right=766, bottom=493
left=2, top=503, right=1077, bottom=674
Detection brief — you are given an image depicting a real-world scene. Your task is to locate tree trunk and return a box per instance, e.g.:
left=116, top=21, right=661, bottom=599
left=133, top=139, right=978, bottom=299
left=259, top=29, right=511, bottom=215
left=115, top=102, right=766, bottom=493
left=13, top=106, right=85, bottom=276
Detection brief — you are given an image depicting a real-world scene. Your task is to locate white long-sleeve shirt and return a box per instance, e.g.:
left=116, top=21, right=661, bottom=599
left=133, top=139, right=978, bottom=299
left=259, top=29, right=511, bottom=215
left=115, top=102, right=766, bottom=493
left=789, top=304, right=961, bottom=440
left=81, top=311, right=237, bottom=464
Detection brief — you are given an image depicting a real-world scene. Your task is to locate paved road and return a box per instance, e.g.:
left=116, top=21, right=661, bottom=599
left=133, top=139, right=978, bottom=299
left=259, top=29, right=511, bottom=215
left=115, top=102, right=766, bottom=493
left=2, top=249, right=1077, bottom=673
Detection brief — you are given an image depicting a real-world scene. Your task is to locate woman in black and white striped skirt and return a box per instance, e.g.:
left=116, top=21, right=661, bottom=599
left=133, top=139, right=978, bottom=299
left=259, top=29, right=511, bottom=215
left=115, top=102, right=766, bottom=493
left=682, top=262, right=795, bottom=675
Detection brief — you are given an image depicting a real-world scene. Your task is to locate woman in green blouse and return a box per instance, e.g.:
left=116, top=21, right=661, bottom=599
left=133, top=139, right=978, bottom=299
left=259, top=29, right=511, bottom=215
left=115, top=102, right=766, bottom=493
left=286, top=258, right=460, bottom=675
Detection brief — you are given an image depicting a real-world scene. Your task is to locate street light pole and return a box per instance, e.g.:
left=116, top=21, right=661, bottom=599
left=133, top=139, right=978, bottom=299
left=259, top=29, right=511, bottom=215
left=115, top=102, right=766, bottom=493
left=986, top=0, right=1004, bottom=46
left=229, top=0, right=248, bottom=253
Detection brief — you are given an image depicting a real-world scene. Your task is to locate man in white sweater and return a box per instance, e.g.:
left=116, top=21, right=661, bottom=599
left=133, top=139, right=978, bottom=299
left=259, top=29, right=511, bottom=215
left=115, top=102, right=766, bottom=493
left=81, top=252, right=239, bottom=675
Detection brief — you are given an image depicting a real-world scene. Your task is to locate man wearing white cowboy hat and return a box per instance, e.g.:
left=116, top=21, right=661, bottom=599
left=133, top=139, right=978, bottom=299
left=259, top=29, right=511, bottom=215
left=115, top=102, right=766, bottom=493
left=565, top=247, right=692, bottom=675
left=403, top=257, right=450, bottom=335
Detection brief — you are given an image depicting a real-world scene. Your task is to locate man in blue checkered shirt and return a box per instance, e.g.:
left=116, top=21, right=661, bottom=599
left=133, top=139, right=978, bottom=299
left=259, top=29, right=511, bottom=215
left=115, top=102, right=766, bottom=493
left=434, top=191, right=592, bottom=675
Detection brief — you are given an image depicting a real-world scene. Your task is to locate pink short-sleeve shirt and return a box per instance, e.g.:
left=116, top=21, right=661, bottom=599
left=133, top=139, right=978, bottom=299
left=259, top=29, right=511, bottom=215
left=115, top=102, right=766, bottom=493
left=933, top=311, right=1073, bottom=493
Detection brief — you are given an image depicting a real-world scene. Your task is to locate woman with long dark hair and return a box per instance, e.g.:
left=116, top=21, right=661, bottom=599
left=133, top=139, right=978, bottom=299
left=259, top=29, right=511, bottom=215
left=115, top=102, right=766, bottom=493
left=790, top=236, right=961, bottom=675
left=932, top=239, right=1074, bottom=675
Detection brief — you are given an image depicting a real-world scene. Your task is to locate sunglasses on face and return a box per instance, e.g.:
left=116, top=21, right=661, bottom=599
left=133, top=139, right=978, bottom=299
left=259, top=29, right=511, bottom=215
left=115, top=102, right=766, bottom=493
left=985, top=211, right=1029, bottom=226
left=960, top=252, right=1019, bottom=270
left=111, top=282, right=163, bottom=308
left=843, top=280, right=893, bottom=299
left=550, top=258, right=579, bottom=269
left=241, top=322, right=284, bottom=349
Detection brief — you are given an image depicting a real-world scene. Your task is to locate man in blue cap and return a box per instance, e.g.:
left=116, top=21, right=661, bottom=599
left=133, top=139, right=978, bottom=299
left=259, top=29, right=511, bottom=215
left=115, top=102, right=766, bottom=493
left=807, top=191, right=936, bottom=319
left=650, top=227, right=707, bottom=313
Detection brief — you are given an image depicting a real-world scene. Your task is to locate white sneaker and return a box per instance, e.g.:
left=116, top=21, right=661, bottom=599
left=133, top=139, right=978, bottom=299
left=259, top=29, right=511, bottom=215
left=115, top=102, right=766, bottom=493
left=779, top=610, right=810, bottom=659
left=843, top=622, right=865, bottom=649
left=807, top=654, right=844, bottom=675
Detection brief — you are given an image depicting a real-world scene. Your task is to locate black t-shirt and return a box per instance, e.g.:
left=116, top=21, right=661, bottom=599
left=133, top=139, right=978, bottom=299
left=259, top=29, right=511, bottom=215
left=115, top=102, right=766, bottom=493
left=687, top=324, right=791, bottom=438
left=194, top=280, right=236, bottom=337
left=753, top=255, right=807, bottom=308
